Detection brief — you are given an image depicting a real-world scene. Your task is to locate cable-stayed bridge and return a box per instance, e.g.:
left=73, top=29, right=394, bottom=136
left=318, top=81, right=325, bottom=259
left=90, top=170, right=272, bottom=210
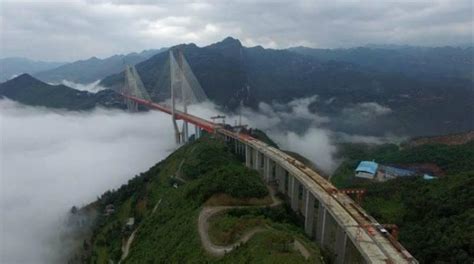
left=119, top=49, right=417, bottom=264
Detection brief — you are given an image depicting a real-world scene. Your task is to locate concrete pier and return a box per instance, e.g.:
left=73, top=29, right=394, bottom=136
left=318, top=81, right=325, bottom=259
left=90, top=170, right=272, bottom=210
left=304, top=189, right=315, bottom=237
left=290, top=176, right=299, bottom=211
left=227, top=137, right=415, bottom=264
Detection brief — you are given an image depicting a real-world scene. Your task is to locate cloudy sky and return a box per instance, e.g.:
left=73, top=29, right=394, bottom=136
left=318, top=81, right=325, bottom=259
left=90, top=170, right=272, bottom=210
left=0, top=0, right=472, bottom=61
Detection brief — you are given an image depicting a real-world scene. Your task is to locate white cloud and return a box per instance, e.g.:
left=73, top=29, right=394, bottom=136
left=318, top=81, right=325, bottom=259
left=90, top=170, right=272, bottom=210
left=0, top=99, right=176, bottom=263
left=190, top=97, right=338, bottom=173
left=342, top=102, right=392, bottom=119
left=62, top=80, right=107, bottom=93
left=272, top=128, right=338, bottom=173
left=1, top=0, right=471, bottom=61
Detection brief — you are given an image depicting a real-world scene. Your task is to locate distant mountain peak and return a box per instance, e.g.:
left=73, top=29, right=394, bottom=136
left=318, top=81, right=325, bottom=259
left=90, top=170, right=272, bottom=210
left=212, top=36, right=242, bottom=48
left=206, top=37, right=243, bottom=60
left=7, top=73, right=43, bottom=85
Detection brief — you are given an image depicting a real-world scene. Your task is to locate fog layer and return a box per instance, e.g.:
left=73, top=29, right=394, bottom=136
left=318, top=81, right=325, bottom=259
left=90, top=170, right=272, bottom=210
left=0, top=99, right=175, bottom=263
left=60, top=80, right=107, bottom=93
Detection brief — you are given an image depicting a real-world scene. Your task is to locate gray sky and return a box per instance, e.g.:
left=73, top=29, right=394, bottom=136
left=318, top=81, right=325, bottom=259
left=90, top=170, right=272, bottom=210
left=1, top=0, right=472, bottom=61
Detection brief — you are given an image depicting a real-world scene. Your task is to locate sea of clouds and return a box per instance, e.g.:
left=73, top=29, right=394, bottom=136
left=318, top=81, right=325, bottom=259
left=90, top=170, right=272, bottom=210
left=0, top=100, right=176, bottom=263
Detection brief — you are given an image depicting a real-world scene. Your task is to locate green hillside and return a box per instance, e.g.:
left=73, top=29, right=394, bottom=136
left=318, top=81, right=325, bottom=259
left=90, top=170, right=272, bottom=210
left=0, top=74, right=125, bottom=110
left=69, top=136, right=323, bottom=263
left=331, top=140, right=474, bottom=263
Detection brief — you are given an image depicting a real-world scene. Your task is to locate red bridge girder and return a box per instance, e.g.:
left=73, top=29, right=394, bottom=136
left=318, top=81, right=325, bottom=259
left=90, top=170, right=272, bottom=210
left=122, top=94, right=216, bottom=133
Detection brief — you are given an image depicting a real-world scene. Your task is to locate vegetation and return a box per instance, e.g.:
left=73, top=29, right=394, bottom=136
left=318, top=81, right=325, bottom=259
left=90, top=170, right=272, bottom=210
left=208, top=214, right=266, bottom=245
left=208, top=205, right=322, bottom=263
left=186, top=164, right=268, bottom=203
left=332, top=141, right=474, bottom=187
left=331, top=140, right=474, bottom=263
left=359, top=172, right=474, bottom=263
left=250, top=129, right=279, bottom=148
left=80, top=136, right=321, bottom=263
left=0, top=74, right=125, bottom=110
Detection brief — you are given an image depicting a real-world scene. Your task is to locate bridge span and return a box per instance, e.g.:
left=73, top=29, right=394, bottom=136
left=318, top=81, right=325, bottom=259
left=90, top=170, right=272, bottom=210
left=123, top=94, right=417, bottom=264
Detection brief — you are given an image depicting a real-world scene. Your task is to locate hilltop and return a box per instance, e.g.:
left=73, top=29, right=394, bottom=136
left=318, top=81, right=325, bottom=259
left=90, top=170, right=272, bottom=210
left=67, top=136, right=325, bottom=263
left=0, top=74, right=125, bottom=110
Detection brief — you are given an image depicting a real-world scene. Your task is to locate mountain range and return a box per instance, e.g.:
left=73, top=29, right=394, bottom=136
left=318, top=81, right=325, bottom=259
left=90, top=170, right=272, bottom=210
left=1, top=37, right=473, bottom=137
left=289, top=45, right=473, bottom=80
left=33, top=48, right=166, bottom=84
left=0, top=57, right=65, bottom=82
left=101, top=37, right=474, bottom=137
left=0, top=74, right=124, bottom=110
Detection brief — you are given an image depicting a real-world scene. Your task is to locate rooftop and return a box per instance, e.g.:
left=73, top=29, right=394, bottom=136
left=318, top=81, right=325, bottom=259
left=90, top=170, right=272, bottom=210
left=355, top=161, right=379, bottom=175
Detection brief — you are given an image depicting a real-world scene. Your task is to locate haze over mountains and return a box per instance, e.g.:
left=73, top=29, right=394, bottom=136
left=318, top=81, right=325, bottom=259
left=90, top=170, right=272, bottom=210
left=1, top=37, right=473, bottom=138
left=0, top=57, right=65, bottom=82
left=0, top=48, right=166, bottom=83
left=34, top=48, right=166, bottom=83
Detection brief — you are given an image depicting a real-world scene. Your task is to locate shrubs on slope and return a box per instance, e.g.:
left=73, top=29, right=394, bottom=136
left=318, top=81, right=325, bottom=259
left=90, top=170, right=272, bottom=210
left=186, top=164, right=268, bottom=203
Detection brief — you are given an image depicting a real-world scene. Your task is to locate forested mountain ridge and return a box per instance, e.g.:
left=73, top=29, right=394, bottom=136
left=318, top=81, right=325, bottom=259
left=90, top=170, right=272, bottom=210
left=0, top=74, right=125, bottom=110
left=2, top=37, right=472, bottom=137
left=101, top=37, right=474, bottom=137
left=289, top=45, right=474, bottom=80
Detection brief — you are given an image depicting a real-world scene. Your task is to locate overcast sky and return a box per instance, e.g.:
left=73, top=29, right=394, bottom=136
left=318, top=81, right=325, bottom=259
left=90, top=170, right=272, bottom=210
left=0, top=0, right=472, bottom=61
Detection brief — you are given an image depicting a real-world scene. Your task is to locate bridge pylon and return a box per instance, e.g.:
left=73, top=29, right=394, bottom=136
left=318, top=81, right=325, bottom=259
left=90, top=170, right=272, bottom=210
left=121, top=65, right=151, bottom=112
left=169, top=49, right=207, bottom=144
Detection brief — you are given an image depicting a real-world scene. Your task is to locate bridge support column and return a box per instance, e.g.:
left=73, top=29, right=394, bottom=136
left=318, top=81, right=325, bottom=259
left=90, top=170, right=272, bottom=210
left=254, top=149, right=260, bottom=171
left=263, top=156, right=271, bottom=182
left=245, top=145, right=252, bottom=168
left=290, top=176, right=299, bottom=211
left=194, top=126, right=200, bottom=139
left=276, top=166, right=285, bottom=193
left=316, top=202, right=327, bottom=246
left=304, top=189, right=315, bottom=237
left=183, top=121, right=189, bottom=142
left=271, top=161, right=276, bottom=181
left=334, top=227, right=347, bottom=264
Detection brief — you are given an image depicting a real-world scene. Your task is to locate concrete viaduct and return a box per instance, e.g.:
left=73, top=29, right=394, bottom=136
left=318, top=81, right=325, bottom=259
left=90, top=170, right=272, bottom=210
left=219, top=129, right=416, bottom=264
left=122, top=93, right=417, bottom=264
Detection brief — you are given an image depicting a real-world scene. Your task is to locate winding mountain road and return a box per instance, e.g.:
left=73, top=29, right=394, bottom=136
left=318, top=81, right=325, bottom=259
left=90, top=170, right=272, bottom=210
left=197, top=187, right=283, bottom=257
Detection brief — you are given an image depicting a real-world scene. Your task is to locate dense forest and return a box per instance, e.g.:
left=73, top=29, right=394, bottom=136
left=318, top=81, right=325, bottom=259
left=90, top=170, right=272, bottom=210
left=331, top=140, right=474, bottom=263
